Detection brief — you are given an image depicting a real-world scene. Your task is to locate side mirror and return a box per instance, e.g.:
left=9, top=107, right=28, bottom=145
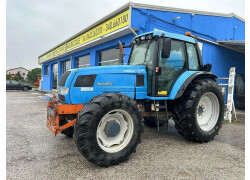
left=161, top=38, right=171, bottom=59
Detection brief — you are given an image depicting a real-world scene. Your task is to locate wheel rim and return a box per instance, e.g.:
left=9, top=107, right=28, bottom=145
left=24, top=87, right=28, bottom=91
left=96, top=109, right=134, bottom=153
left=196, top=92, right=220, bottom=131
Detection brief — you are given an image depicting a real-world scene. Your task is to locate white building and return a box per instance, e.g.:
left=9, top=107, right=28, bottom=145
left=6, top=67, right=29, bottom=79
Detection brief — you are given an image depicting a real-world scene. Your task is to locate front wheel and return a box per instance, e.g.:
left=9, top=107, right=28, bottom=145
left=74, top=93, right=143, bottom=167
left=23, top=87, right=28, bottom=91
left=173, top=79, right=224, bottom=143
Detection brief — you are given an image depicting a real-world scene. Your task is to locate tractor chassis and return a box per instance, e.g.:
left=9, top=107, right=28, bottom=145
left=47, top=95, right=173, bottom=135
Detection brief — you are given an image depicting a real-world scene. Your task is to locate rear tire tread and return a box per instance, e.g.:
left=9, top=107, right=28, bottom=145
left=173, top=79, right=224, bottom=143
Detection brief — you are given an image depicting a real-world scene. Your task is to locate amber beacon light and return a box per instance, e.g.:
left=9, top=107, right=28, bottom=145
left=185, top=32, right=192, bottom=36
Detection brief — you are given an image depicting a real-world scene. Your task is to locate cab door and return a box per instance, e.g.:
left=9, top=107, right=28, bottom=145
left=156, top=40, right=186, bottom=96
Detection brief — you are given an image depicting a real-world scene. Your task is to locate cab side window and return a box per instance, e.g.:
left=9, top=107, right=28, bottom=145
left=186, top=43, right=199, bottom=70
left=157, top=40, right=186, bottom=95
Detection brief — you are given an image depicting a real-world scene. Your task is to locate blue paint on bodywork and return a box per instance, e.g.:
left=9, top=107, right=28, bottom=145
left=145, top=71, right=199, bottom=100
left=59, top=65, right=198, bottom=104
left=59, top=65, right=147, bottom=104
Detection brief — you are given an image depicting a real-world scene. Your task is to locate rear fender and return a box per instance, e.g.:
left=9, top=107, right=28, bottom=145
left=174, top=72, right=217, bottom=99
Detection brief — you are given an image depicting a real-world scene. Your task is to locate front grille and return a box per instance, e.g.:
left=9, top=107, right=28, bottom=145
left=58, top=94, right=65, bottom=102
left=59, top=71, right=71, bottom=86
left=74, top=74, right=97, bottom=87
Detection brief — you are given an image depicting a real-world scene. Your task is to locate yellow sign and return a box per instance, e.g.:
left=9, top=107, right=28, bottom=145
left=67, top=9, right=129, bottom=51
left=54, top=44, right=66, bottom=56
left=38, top=9, right=129, bottom=64
left=39, top=50, right=54, bottom=64
left=158, top=91, right=167, bottom=95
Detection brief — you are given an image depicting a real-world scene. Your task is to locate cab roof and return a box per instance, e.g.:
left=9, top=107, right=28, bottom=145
left=135, top=30, right=196, bottom=43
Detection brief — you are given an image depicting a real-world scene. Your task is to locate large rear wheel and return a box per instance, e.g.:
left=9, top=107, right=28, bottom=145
left=173, top=79, right=224, bottom=142
left=74, top=93, right=143, bottom=167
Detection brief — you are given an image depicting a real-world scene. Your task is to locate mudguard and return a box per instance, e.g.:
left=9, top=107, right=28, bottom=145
left=174, top=71, right=218, bottom=99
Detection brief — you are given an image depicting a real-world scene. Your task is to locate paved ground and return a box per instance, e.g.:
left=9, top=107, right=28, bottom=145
left=6, top=91, right=245, bottom=180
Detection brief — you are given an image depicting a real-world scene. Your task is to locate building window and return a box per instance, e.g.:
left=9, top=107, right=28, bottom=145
left=61, top=60, right=71, bottom=73
left=99, top=48, right=120, bottom=66
left=186, top=43, right=200, bottom=70
left=76, top=55, right=90, bottom=68
left=44, top=65, right=49, bottom=75
left=23, top=73, right=25, bottom=76
left=8, top=72, right=10, bottom=74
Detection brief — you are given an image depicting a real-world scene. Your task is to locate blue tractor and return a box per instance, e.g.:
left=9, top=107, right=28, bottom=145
left=47, top=30, right=224, bottom=167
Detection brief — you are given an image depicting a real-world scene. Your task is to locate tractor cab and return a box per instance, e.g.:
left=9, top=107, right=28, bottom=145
left=128, top=31, right=202, bottom=97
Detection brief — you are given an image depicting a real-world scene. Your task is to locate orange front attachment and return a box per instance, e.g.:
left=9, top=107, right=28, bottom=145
left=47, top=94, right=83, bottom=136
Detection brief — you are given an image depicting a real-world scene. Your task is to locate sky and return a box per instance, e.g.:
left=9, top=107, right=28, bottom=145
left=6, top=0, right=245, bottom=70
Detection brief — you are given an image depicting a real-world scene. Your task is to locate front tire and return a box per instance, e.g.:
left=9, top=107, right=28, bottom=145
left=74, top=93, right=143, bottom=167
left=23, top=87, right=28, bottom=91
left=173, top=79, right=224, bottom=143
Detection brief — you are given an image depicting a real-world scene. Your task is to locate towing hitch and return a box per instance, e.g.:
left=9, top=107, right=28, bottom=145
left=47, top=94, right=83, bottom=136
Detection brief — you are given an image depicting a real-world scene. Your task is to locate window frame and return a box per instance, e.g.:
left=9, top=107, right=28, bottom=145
left=76, top=54, right=90, bottom=68
left=43, top=65, right=49, bottom=76
left=98, top=47, right=120, bottom=66
left=61, top=59, right=71, bottom=74
left=186, top=42, right=201, bottom=71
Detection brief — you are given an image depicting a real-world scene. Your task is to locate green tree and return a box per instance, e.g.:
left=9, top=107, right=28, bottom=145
left=6, top=74, right=11, bottom=80
left=14, top=72, right=24, bottom=81
left=27, top=68, right=41, bottom=83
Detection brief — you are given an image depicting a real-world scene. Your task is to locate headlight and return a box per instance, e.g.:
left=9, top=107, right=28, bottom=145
left=60, top=88, right=69, bottom=95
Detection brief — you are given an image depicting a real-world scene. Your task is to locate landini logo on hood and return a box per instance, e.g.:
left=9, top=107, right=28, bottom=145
left=97, top=82, right=113, bottom=86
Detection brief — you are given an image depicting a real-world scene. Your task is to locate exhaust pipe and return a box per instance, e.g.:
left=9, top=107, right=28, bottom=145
left=118, top=40, right=124, bottom=65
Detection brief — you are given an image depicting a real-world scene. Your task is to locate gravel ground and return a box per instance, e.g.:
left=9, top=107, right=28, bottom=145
left=6, top=91, right=245, bottom=180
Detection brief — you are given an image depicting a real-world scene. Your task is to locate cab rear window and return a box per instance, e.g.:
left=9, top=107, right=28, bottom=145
left=59, top=71, right=71, bottom=86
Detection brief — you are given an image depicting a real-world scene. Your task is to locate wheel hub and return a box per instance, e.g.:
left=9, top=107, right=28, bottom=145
left=105, top=121, right=120, bottom=137
left=197, top=104, right=205, bottom=116
left=96, top=109, right=134, bottom=153
left=196, top=92, right=220, bottom=131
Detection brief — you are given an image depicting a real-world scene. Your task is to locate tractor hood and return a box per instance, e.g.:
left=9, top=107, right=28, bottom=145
left=61, top=65, right=147, bottom=104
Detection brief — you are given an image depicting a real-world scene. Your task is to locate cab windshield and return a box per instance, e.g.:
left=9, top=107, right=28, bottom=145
left=129, top=39, right=155, bottom=65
